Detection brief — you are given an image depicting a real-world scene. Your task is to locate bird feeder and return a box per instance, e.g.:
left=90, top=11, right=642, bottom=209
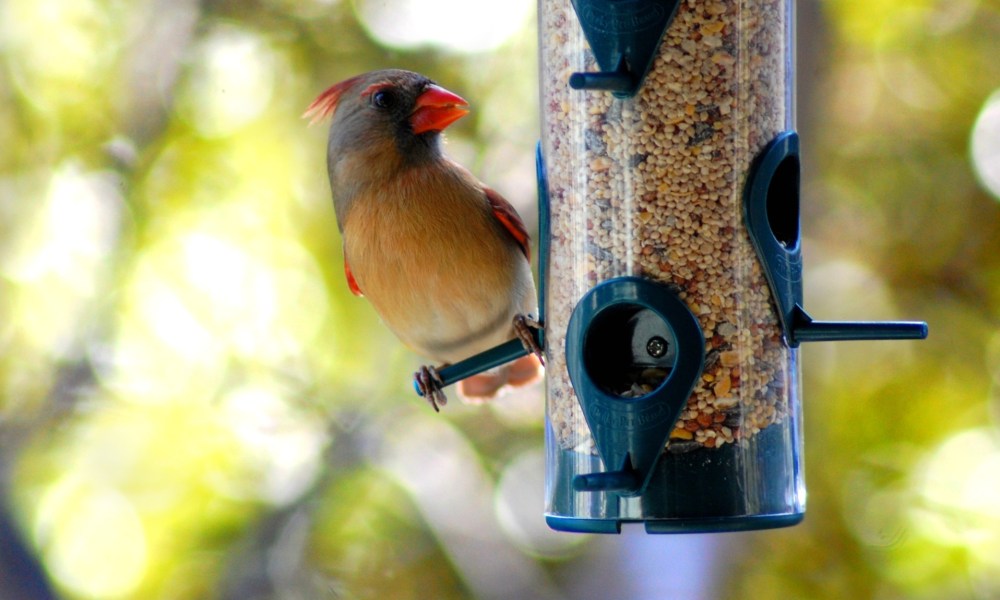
left=535, top=0, right=926, bottom=533
left=415, top=0, right=926, bottom=534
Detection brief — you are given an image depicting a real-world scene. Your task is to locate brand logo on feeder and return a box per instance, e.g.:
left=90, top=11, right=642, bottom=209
left=590, top=402, right=671, bottom=430
left=579, top=1, right=666, bottom=35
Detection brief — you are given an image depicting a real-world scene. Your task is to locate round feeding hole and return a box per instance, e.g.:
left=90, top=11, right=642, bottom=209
left=583, top=304, right=676, bottom=399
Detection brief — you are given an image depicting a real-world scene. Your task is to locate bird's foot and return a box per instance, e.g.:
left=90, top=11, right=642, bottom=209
left=414, top=364, right=448, bottom=412
left=513, top=314, right=545, bottom=367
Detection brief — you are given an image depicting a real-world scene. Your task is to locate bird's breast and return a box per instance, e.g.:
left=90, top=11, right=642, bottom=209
left=341, top=167, right=536, bottom=362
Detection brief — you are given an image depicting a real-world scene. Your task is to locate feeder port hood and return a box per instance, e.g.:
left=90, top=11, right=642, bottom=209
left=566, top=0, right=682, bottom=97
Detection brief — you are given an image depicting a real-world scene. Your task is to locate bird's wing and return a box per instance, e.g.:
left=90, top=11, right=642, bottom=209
left=344, top=256, right=363, bottom=296
left=484, top=187, right=530, bottom=261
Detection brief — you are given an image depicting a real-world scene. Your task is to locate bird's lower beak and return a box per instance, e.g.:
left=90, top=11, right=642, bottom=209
left=410, top=84, right=470, bottom=135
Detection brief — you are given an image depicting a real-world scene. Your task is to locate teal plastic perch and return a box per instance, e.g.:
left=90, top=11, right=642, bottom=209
left=792, top=307, right=928, bottom=344
left=412, top=336, right=537, bottom=397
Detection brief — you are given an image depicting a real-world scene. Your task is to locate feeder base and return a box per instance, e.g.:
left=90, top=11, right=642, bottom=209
left=545, top=419, right=805, bottom=534
left=546, top=512, right=803, bottom=535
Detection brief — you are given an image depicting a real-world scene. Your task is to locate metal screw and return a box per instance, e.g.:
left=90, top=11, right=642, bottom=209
left=646, top=336, right=668, bottom=358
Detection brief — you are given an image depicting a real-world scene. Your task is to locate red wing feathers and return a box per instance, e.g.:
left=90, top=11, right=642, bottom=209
left=485, top=187, right=530, bottom=261
left=344, top=258, right=363, bottom=297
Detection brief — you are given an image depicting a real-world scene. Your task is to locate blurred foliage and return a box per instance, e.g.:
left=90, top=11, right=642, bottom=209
left=0, top=0, right=998, bottom=599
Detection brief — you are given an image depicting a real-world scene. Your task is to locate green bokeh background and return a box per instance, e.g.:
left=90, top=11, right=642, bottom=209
left=1, top=0, right=999, bottom=598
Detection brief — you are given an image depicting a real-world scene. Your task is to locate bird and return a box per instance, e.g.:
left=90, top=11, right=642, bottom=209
left=304, top=69, right=543, bottom=411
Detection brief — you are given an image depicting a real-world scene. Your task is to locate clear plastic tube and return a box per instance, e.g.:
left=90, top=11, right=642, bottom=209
left=540, top=0, right=803, bottom=532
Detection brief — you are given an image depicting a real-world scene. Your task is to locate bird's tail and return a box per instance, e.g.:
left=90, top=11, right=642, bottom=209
left=457, top=353, right=543, bottom=402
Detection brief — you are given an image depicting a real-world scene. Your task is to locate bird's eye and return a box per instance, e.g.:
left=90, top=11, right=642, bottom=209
left=372, top=90, right=396, bottom=110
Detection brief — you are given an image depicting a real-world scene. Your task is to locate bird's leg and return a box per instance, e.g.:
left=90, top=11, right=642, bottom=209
left=513, top=314, right=545, bottom=367
left=414, top=364, right=448, bottom=412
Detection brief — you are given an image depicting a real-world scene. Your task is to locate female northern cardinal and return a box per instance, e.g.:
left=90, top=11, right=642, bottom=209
left=305, top=69, right=543, bottom=410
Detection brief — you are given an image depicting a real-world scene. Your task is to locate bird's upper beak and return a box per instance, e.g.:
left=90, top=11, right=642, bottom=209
left=409, top=84, right=470, bottom=135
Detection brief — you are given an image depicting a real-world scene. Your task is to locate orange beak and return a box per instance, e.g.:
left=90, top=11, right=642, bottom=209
left=409, top=84, right=470, bottom=135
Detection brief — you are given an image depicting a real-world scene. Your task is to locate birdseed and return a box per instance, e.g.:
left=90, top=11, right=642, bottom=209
left=540, top=0, right=796, bottom=454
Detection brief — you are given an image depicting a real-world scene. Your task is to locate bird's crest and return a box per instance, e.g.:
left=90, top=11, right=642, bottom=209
left=303, top=74, right=363, bottom=125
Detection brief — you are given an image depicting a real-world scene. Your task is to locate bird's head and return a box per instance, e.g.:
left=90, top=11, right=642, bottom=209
left=305, top=69, right=469, bottom=170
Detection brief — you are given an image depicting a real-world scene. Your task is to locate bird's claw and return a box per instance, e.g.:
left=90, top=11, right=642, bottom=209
left=513, top=314, right=545, bottom=367
left=414, top=365, right=447, bottom=412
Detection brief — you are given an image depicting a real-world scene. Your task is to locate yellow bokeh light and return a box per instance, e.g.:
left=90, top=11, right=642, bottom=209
left=221, top=385, right=328, bottom=504
left=1, top=0, right=118, bottom=91
left=176, top=26, right=277, bottom=138
left=1, top=163, right=120, bottom=286
left=0, top=163, right=121, bottom=357
left=971, top=89, right=1000, bottom=202
left=102, top=198, right=328, bottom=405
left=912, top=428, right=1000, bottom=564
left=352, top=0, right=534, bottom=53
left=35, top=477, right=148, bottom=599
left=104, top=259, right=227, bottom=405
